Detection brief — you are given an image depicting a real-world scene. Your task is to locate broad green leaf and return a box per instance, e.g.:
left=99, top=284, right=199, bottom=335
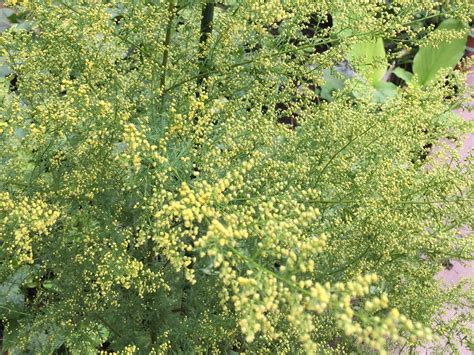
left=0, top=267, right=29, bottom=308
left=348, top=38, right=387, bottom=85
left=373, top=81, right=398, bottom=103
left=320, top=68, right=345, bottom=101
left=0, top=8, right=15, bottom=33
left=393, top=67, right=413, bottom=83
left=413, top=19, right=467, bottom=86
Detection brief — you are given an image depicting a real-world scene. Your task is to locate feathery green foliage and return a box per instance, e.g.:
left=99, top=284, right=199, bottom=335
left=0, top=0, right=473, bottom=353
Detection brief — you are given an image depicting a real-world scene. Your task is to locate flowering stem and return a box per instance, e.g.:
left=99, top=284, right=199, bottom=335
left=197, top=1, right=215, bottom=90
left=227, top=245, right=311, bottom=297
left=159, top=0, right=177, bottom=91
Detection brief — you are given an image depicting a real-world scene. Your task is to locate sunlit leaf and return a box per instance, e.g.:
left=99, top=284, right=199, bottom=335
left=413, top=19, right=468, bottom=86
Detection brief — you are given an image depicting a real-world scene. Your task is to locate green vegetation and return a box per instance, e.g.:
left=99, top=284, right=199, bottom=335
left=0, top=1, right=472, bottom=353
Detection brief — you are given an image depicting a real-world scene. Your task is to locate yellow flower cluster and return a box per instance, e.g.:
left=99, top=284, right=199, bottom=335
left=0, top=121, right=8, bottom=134
left=0, top=193, right=60, bottom=266
left=122, top=123, right=147, bottom=171
left=246, top=0, right=287, bottom=24
left=96, top=252, right=144, bottom=293
left=100, top=344, right=139, bottom=355
left=421, top=27, right=468, bottom=49
left=5, top=0, right=28, bottom=6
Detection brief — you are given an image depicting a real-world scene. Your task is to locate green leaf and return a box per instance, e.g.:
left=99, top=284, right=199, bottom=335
left=348, top=37, right=387, bottom=85
left=320, top=68, right=345, bottom=101
left=393, top=67, right=413, bottom=83
left=42, top=281, right=54, bottom=289
left=372, top=81, right=398, bottom=103
left=0, top=8, right=15, bottom=33
left=413, top=19, right=468, bottom=86
left=0, top=267, right=29, bottom=308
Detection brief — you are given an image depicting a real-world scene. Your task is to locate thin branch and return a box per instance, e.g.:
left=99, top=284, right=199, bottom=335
left=197, top=1, right=215, bottom=89
left=162, top=11, right=461, bottom=94
left=159, top=0, right=177, bottom=91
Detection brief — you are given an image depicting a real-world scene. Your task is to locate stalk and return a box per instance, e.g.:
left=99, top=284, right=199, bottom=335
left=148, top=5, right=178, bottom=346
left=159, top=0, right=177, bottom=91
left=197, top=1, right=215, bottom=89
left=175, top=2, right=216, bottom=323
